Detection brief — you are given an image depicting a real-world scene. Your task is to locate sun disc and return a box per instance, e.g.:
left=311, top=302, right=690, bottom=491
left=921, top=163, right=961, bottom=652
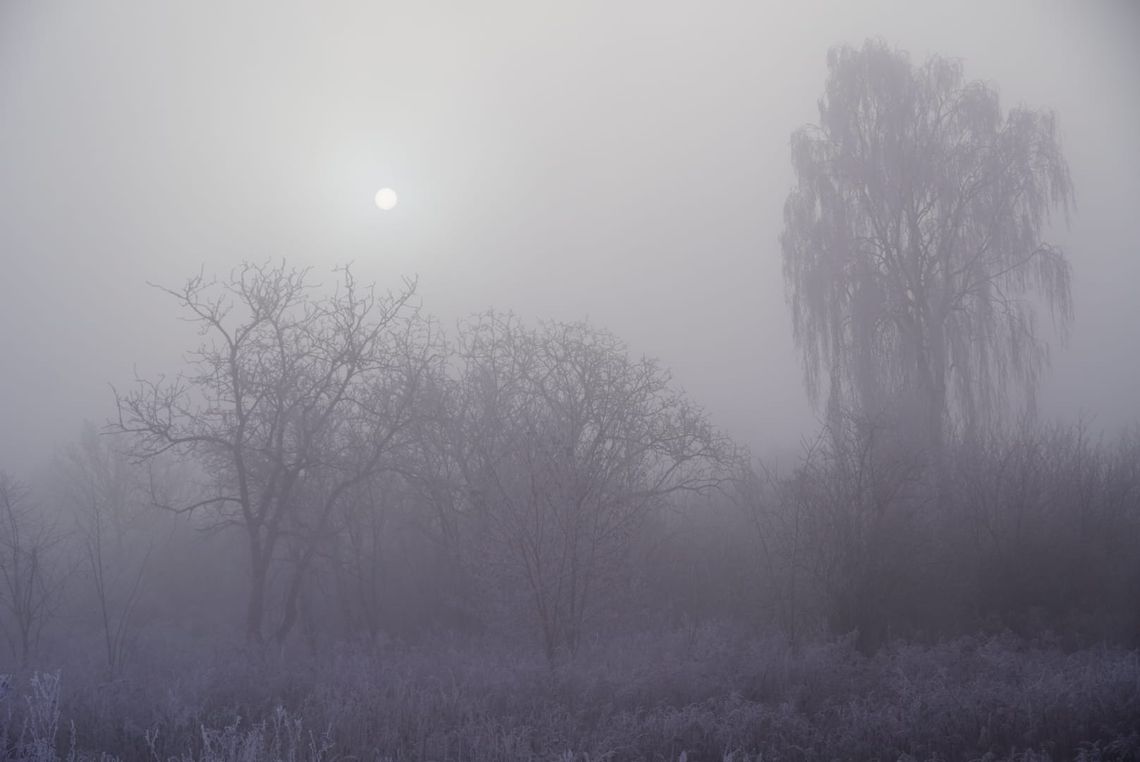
left=374, top=188, right=399, bottom=211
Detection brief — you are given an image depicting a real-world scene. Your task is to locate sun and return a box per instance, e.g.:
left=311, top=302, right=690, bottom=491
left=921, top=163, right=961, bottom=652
left=374, top=188, right=398, bottom=211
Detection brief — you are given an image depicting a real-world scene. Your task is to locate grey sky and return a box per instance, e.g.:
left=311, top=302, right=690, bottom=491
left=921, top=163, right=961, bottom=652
left=2, top=1, right=1138, bottom=473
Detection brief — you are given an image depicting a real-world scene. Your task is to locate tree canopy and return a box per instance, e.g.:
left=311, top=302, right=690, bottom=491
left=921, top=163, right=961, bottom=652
left=115, top=261, right=435, bottom=644
left=781, top=40, right=1074, bottom=450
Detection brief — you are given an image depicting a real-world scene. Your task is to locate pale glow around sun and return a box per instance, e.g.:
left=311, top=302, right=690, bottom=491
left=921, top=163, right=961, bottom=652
left=374, top=187, right=399, bottom=211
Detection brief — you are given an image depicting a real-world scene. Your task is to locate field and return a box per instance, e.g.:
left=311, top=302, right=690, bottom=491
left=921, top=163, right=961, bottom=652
left=3, top=627, right=1138, bottom=761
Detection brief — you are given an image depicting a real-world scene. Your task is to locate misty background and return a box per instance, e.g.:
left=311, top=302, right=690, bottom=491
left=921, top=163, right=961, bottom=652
left=3, top=3, right=1140, bottom=760
left=2, top=0, right=1139, bottom=474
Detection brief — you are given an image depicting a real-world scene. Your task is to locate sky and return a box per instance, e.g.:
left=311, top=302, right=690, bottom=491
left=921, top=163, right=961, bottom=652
left=1, top=1, right=1138, bottom=474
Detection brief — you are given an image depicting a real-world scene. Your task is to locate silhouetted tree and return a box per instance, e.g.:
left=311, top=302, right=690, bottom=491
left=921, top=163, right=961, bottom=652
left=733, top=459, right=811, bottom=647
left=781, top=40, right=1074, bottom=453
left=115, top=261, right=432, bottom=645
left=0, top=474, right=67, bottom=665
left=60, top=423, right=154, bottom=678
left=792, top=410, right=931, bottom=654
left=453, top=313, right=728, bottom=660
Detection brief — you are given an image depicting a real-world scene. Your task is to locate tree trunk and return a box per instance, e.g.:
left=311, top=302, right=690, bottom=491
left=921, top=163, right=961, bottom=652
left=246, top=544, right=269, bottom=644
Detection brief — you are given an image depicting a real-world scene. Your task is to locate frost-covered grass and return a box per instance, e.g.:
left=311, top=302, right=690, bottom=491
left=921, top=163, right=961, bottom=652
left=2, top=628, right=1138, bottom=761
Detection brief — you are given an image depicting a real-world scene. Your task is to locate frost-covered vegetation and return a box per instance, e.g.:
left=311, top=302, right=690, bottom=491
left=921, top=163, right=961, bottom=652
left=2, top=629, right=1139, bottom=761
left=2, top=411, right=1139, bottom=758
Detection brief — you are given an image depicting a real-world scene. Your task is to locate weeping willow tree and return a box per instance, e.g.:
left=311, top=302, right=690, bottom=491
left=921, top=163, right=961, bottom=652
left=781, top=40, right=1074, bottom=454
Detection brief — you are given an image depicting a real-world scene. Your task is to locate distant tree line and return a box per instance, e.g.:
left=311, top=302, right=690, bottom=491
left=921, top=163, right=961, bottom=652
left=102, top=258, right=732, bottom=664
left=0, top=270, right=1135, bottom=669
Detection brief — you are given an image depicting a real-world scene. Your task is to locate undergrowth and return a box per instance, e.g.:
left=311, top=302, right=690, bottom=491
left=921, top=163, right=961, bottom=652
left=1, top=628, right=1137, bottom=761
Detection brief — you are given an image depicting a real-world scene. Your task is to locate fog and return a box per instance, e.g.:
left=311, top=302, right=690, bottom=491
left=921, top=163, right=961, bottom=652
left=3, top=1, right=1138, bottom=472
left=2, top=3, right=1140, bottom=759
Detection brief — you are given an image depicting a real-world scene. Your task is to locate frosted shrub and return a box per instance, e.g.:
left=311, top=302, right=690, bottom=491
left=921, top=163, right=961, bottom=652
left=21, top=671, right=62, bottom=762
left=177, top=706, right=332, bottom=762
left=3, top=630, right=1139, bottom=760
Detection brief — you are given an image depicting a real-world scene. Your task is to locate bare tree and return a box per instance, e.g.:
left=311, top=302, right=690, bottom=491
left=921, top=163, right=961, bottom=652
left=781, top=40, right=1074, bottom=453
left=114, top=260, right=432, bottom=645
left=946, top=419, right=1140, bottom=638
left=0, top=474, right=67, bottom=666
left=733, top=459, right=811, bottom=648
left=792, top=410, right=930, bottom=654
left=454, top=313, right=728, bottom=660
left=60, top=422, right=154, bottom=679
